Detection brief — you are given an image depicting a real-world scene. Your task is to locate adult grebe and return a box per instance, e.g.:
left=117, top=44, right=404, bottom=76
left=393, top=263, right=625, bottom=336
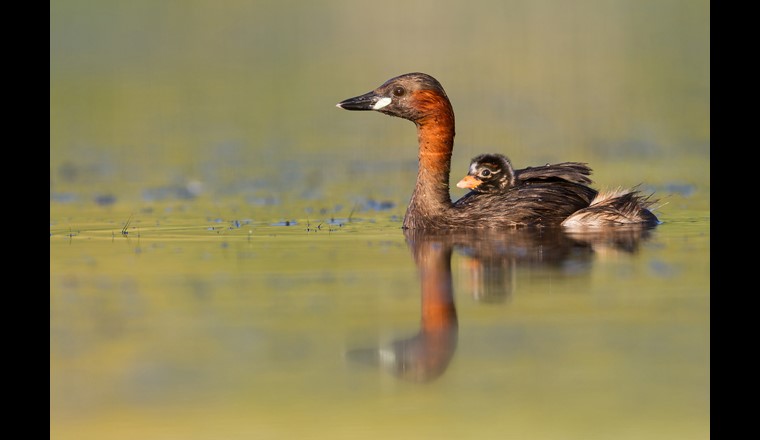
left=336, top=72, right=658, bottom=229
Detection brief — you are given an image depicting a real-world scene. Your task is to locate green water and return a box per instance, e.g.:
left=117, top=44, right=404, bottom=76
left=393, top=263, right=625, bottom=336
left=51, top=1, right=709, bottom=439
left=50, top=205, right=709, bottom=439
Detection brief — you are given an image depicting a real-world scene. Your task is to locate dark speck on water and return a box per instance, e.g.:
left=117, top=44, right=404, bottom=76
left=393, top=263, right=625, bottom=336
left=649, top=260, right=677, bottom=278
left=272, top=220, right=297, bottom=226
left=94, top=194, right=116, bottom=206
left=363, top=199, right=395, bottom=211
left=142, top=184, right=200, bottom=201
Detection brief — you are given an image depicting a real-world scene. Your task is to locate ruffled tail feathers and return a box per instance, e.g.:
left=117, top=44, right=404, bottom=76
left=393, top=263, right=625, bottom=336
left=561, top=186, right=660, bottom=229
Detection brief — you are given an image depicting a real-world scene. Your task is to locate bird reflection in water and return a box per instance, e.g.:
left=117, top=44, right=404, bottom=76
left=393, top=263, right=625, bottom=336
left=346, top=226, right=654, bottom=382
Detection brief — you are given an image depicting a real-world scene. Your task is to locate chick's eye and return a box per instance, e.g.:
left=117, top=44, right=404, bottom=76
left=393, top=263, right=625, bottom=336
left=479, top=169, right=491, bottom=177
left=392, top=86, right=405, bottom=97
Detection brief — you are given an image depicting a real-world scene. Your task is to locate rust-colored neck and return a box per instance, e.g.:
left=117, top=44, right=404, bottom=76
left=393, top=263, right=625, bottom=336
left=404, top=92, right=456, bottom=227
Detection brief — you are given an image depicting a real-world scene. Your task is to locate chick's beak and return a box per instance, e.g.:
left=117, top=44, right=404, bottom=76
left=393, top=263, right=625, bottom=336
left=456, top=175, right=481, bottom=189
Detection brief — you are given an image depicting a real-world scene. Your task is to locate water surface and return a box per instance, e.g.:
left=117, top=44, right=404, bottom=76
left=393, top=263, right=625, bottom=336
left=50, top=181, right=709, bottom=440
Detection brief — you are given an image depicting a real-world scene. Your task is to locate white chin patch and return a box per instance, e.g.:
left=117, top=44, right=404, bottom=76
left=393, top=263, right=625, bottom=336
left=372, top=97, right=392, bottom=110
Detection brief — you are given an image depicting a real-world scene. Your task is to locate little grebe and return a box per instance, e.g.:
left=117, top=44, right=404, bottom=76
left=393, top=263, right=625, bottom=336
left=456, top=153, right=593, bottom=193
left=336, top=72, right=659, bottom=229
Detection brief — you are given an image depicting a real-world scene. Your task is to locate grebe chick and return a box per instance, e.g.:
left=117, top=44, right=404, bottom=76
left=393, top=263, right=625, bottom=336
left=456, top=153, right=593, bottom=193
left=456, top=154, right=516, bottom=192
left=336, top=72, right=659, bottom=229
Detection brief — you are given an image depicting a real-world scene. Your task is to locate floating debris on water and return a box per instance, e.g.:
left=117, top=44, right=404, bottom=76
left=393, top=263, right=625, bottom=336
left=142, top=180, right=203, bottom=201
left=94, top=194, right=117, bottom=206
left=364, top=199, right=395, bottom=211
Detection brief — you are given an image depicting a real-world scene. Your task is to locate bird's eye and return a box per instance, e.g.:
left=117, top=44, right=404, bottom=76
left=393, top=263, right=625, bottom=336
left=479, top=169, right=491, bottom=177
left=392, top=86, right=405, bottom=97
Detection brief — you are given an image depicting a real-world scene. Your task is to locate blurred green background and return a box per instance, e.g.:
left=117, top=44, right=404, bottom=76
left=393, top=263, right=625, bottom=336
left=50, top=0, right=709, bottom=214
